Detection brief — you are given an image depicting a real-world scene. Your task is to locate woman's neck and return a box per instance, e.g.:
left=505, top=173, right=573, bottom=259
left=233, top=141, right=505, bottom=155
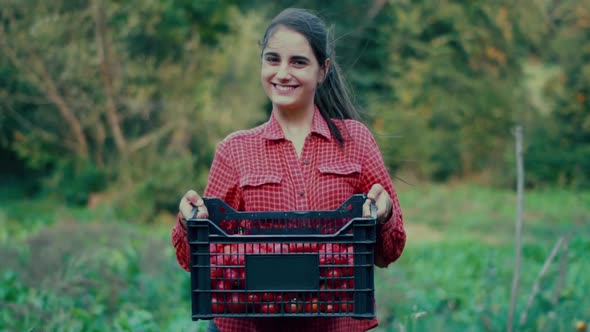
left=273, top=104, right=315, bottom=139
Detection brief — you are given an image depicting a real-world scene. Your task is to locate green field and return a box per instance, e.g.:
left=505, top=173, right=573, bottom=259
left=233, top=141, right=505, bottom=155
left=1, top=183, right=589, bottom=332
left=375, top=183, right=590, bottom=332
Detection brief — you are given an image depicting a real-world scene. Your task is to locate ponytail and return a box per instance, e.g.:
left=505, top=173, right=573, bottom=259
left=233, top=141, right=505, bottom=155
left=315, top=58, right=360, bottom=147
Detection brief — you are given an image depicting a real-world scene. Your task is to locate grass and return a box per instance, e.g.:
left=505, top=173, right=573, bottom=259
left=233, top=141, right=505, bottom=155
left=0, top=182, right=588, bottom=331
left=398, top=183, right=590, bottom=243
left=373, top=182, right=590, bottom=332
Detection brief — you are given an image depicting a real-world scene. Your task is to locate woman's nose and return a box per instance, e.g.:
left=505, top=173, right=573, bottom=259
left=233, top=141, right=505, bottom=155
left=275, top=63, right=290, bottom=80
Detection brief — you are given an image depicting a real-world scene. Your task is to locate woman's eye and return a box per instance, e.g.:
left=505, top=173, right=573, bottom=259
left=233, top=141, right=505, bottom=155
left=265, top=56, right=279, bottom=63
left=292, top=60, right=306, bottom=66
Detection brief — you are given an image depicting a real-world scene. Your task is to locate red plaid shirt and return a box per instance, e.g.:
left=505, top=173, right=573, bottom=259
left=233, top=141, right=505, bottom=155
left=172, top=107, right=406, bottom=332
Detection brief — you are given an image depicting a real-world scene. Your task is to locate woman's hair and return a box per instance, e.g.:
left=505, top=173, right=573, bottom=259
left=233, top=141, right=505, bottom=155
left=260, top=8, right=360, bottom=146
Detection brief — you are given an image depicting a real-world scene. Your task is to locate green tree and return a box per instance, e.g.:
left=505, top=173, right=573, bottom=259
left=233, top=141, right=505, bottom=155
left=0, top=0, right=268, bottom=213
left=526, top=0, right=590, bottom=187
left=370, top=1, right=529, bottom=181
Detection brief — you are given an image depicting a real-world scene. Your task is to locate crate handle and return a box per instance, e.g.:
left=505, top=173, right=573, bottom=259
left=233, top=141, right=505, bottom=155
left=369, top=199, right=377, bottom=218
left=200, top=194, right=368, bottom=218
left=187, top=194, right=375, bottom=237
left=189, top=205, right=199, bottom=220
left=198, top=215, right=375, bottom=239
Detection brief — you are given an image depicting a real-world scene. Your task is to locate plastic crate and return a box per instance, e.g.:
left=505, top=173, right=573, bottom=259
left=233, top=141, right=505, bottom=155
left=186, top=194, right=376, bottom=320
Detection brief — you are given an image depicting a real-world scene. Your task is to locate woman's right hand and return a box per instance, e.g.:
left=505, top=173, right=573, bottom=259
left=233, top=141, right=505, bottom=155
left=178, top=190, right=209, bottom=229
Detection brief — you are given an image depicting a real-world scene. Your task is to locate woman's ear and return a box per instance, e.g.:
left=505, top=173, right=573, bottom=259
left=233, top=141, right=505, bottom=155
left=319, top=58, right=331, bottom=84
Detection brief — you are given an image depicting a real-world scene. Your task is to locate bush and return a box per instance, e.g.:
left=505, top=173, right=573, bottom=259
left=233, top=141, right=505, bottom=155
left=0, top=221, right=191, bottom=331
left=44, top=160, right=109, bottom=206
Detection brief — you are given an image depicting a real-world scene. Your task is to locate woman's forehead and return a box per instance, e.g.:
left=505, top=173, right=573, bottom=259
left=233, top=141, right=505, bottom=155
left=264, top=27, right=313, bottom=56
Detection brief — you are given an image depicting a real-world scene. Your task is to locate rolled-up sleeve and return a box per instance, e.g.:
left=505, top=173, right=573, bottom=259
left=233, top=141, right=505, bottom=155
left=171, top=214, right=190, bottom=271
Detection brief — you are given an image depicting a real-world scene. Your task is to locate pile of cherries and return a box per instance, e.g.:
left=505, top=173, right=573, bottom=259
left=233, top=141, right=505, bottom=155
left=208, top=242, right=356, bottom=314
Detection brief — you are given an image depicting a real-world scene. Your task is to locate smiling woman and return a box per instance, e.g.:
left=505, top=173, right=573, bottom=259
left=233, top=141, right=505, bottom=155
left=260, top=26, right=328, bottom=157
left=172, top=8, right=406, bottom=332
left=258, top=8, right=361, bottom=152
left=260, top=27, right=327, bottom=118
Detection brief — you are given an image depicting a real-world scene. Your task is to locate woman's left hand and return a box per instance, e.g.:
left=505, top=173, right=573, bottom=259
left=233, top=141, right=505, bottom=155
left=363, top=183, right=393, bottom=224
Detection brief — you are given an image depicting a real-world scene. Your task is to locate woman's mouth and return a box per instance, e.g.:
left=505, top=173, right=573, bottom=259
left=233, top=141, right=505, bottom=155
left=273, top=83, right=298, bottom=94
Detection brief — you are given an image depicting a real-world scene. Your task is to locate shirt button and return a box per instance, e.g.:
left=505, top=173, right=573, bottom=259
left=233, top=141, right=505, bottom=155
left=303, top=159, right=310, bottom=164
left=307, top=136, right=313, bottom=141
left=299, top=191, right=305, bottom=197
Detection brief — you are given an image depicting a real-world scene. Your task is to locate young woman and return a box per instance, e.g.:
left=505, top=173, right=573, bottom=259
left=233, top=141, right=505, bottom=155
left=172, top=8, right=406, bottom=332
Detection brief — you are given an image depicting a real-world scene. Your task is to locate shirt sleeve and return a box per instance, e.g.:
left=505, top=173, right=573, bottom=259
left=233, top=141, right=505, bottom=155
left=171, top=139, right=242, bottom=271
left=171, top=213, right=190, bottom=271
left=357, top=127, right=406, bottom=267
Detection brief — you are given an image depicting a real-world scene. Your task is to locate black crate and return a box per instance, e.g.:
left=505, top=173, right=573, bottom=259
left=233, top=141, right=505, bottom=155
left=186, top=194, right=376, bottom=320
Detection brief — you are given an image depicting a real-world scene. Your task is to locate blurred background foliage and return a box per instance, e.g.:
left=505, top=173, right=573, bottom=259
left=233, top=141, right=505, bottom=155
left=1, top=0, right=588, bottom=212
left=0, top=0, right=589, bottom=331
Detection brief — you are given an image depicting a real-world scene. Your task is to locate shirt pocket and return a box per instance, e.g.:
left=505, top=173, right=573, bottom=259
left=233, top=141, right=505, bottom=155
left=239, top=174, right=282, bottom=188
left=239, top=173, right=284, bottom=211
left=317, top=162, right=362, bottom=177
left=316, top=162, right=361, bottom=206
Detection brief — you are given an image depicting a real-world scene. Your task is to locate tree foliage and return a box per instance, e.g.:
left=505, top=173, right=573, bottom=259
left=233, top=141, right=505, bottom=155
left=0, top=0, right=268, bottom=215
left=525, top=0, right=590, bottom=188
left=0, top=0, right=587, bottom=216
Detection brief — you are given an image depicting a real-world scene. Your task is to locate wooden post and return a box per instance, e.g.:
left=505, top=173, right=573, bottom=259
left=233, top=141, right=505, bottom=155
left=507, top=126, right=524, bottom=332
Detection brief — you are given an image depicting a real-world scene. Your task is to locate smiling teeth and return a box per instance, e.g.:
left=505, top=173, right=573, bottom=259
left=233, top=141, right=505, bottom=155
left=275, top=85, right=295, bottom=91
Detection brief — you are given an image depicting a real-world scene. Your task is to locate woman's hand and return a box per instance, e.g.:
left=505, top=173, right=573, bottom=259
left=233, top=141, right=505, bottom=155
left=362, top=184, right=393, bottom=224
left=178, top=190, right=209, bottom=229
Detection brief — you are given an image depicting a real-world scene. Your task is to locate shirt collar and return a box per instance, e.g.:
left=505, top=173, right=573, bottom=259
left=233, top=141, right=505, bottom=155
left=261, top=105, right=332, bottom=141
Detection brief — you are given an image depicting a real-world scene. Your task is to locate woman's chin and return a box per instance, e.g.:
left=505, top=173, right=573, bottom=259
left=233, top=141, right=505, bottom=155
left=270, top=98, right=298, bottom=110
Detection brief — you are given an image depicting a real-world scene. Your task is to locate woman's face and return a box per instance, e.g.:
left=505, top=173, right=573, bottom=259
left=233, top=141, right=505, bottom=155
left=261, top=26, right=327, bottom=114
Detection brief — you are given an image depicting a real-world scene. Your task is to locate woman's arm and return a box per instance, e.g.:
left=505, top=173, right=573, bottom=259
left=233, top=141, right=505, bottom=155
left=171, top=140, right=241, bottom=271
left=358, top=129, right=406, bottom=268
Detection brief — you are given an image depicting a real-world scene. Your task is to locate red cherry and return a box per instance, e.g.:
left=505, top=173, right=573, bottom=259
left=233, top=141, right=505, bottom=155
left=260, top=303, right=277, bottom=314
left=214, top=279, right=231, bottom=291
left=227, top=293, right=246, bottom=313
left=288, top=243, right=301, bottom=252
left=224, top=268, right=240, bottom=280
left=210, top=268, right=220, bottom=280
left=341, top=301, right=354, bottom=313
left=328, top=243, right=342, bottom=253
left=326, top=269, right=342, bottom=288
left=222, top=244, right=240, bottom=265
left=347, top=278, right=354, bottom=289
left=284, top=292, right=297, bottom=301
left=248, top=244, right=256, bottom=254
left=211, top=295, right=225, bottom=313
left=344, top=255, right=354, bottom=276
left=334, top=254, right=347, bottom=265
left=305, top=297, right=319, bottom=313
left=210, top=253, right=223, bottom=266
left=284, top=299, right=303, bottom=313
left=261, top=292, right=274, bottom=302
left=271, top=243, right=287, bottom=254
left=324, top=303, right=335, bottom=313
left=251, top=243, right=267, bottom=254
left=319, top=285, right=334, bottom=301
left=247, top=293, right=260, bottom=303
